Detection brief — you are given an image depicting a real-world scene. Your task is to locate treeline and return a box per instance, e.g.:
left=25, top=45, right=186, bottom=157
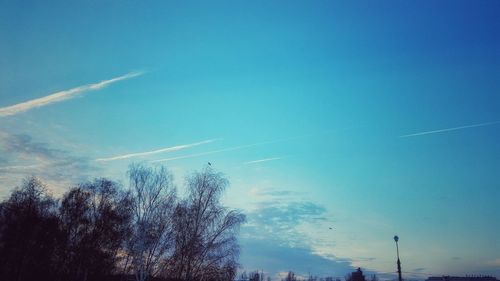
left=279, top=268, right=378, bottom=281
left=238, top=270, right=343, bottom=281
left=0, top=164, right=245, bottom=281
left=238, top=269, right=378, bottom=281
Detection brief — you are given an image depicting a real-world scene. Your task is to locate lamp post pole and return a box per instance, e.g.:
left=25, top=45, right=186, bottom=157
left=394, top=235, right=402, bottom=281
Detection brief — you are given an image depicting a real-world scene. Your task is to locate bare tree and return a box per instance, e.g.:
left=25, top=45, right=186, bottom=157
left=284, top=271, right=297, bottom=281
left=59, top=178, right=132, bottom=281
left=249, top=271, right=261, bottom=281
left=308, top=275, right=318, bottom=281
left=125, top=163, right=177, bottom=281
left=0, top=166, right=246, bottom=281
left=167, top=167, right=245, bottom=281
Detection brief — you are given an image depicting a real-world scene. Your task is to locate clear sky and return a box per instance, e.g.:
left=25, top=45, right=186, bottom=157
left=1, top=1, right=499, bottom=280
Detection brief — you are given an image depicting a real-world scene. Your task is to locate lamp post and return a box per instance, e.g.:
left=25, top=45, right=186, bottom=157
left=394, top=235, right=402, bottom=281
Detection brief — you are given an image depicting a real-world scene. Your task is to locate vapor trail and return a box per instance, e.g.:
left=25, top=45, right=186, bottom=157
left=244, top=157, right=282, bottom=164
left=96, top=139, right=219, bottom=162
left=151, top=143, right=266, bottom=163
left=0, top=164, right=40, bottom=170
left=151, top=136, right=301, bottom=163
left=399, top=121, right=500, bottom=138
left=0, top=71, right=143, bottom=117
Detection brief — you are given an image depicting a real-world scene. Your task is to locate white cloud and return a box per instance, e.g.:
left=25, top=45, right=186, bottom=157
left=399, top=121, right=500, bottom=138
left=152, top=138, right=296, bottom=163
left=0, top=71, right=143, bottom=117
left=0, top=132, right=97, bottom=195
left=0, top=164, right=40, bottom=171
left=96, top=139, right=219, bottom=162
left=244, top=157, right=282, bottom=165
left=151, top=142, right=268, bottom=163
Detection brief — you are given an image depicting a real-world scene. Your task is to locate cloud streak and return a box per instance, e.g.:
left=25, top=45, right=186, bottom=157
left=0, top=132, right=97, bottom=195
left=238, top=191, right=357, bottom=279
left=399, top=121, right=500, bottom=138
left=0, top=71, right=143, bottom=117
left=151, top=136, right=307, bottom=163
left=244, top=157, right=282, bottom=165
left=240, top=238, right=354, bottom=280
left=0, top=164, right=40, bottom=171
left=150, top=141, right=277, bottom=163
left=96, top=139, right=219, bottom=162
left=150, top=144, right=254, bottom=163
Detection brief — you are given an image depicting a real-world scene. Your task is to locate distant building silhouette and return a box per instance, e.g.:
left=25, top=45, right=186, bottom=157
left=427, top=276, right=498, bottom=281
left=352, top=268, right=367, bottom=281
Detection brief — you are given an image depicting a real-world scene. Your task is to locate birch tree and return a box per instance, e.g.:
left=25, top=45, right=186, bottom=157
left=126, top=164, right=176, bottom=281
left=168, top=167, right=245, bottom=281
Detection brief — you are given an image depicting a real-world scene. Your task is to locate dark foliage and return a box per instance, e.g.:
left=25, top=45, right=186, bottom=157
left=0, top=177, right=62, bottom=281
left=58, top=179, right=132, bottom=281
left=0, top=166, right=244, bottom=281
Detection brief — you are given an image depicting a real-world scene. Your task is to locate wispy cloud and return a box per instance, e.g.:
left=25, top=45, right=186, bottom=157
left=238, top=192, right=356, bottom=279
left=0, top=164, right=40, bottom=171
left=0, top=132, right=97, bottom=194
left=152, top=137, right=302, bottom=163
left=244, top=157, right=282, bottom=165
left=413, top=268, right=427, bottom=272
left=240, top=238, right=354, bottom=280
left=485, top=258, right=500, bottom=267
left=96, top=139, right=218, bottom=162
left=0, top=71, right=143, bottom=117
left=246, top=201, right=327, bottom=241
left=150, top=144, right=253, bottom=163
left=399, top=121, right=500, bottom=138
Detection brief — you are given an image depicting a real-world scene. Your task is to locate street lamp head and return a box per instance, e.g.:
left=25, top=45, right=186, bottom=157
left=394, top=235, right=399, bottom=242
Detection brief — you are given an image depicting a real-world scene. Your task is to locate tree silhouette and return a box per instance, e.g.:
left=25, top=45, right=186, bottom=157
left=0, top=165, right=244, bottom=281
left=167, top=167, right=245, bottom=281
left=125, top=164, right=177, bottom=281
left=284, top=271, right=297, bottom=281
left=249, top=271, right=261, bottom=281
left=0, top=177, right=62, bottom=281
left=59, top=179, right=132, bottom=281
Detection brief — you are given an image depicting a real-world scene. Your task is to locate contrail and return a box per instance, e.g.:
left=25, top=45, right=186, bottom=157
left=399, top=121, right=500, bottom=138
left=96, top=139, right=218, bottom=162
left=0, top=164, right=40, bottom=170
left=151, top=143, right=265, bottom=163
left=151, top=133, right=319, bottom=163
left=150, top=138, right=295, bottom=163
left=244, top=157, right=282, bottom=165
left=0, top=71, right=144, bottom=117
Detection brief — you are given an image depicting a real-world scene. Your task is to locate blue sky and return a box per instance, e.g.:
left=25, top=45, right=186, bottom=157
left=1, top=0, right=499, bottom=279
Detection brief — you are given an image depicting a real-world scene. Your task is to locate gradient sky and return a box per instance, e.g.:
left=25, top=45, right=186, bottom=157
left=1, top=1, right=499, bottom=280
